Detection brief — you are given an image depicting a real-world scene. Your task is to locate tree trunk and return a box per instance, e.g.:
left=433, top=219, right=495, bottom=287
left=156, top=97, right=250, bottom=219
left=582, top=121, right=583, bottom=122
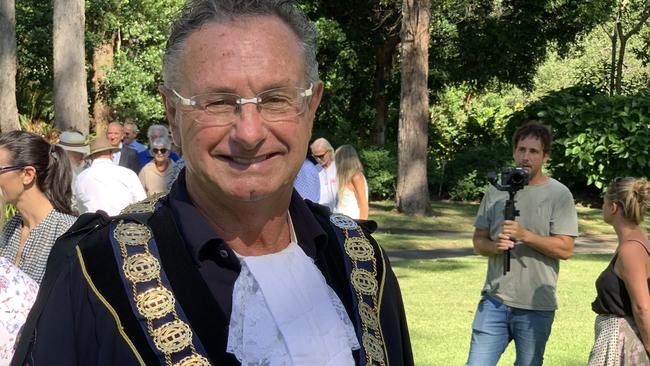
left=91, top=42, right=114, bottom=136
left=0, top=0, right=20, bottom=132
left=615, top=35, right=627, bottom=95
left=53, top=0, right=89, bottom=135
left=396, top=0, right=430, bottom=215
left=371, top=35, right=399, bottom=146
left=608, top=26, right=617, bottom=96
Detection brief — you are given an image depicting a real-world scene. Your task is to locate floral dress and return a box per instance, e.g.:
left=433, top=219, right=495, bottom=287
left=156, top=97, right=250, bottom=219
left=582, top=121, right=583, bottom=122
left=0, top=257, right=38, bottom=365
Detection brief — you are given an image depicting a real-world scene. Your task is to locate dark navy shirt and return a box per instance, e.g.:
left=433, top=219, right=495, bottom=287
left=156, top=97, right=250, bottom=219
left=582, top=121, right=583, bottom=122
left=167, top=170, right=328, bottom=316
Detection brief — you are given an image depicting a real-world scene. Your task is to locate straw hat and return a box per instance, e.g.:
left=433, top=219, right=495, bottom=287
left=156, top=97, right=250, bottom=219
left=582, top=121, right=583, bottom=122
left=89, top=136, right=120, bottom=156
left=57, top=131, right=90, bottom=155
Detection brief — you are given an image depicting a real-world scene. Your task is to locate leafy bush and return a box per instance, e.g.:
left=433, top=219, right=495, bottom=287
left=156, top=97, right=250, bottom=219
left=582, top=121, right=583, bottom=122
left=359, top=147, right=397, bottom=200
left=430, top=144, right=511, bottom=201
left=508, top=85, right=650, bottom=189
left=448, top=171, right=490, bottom=201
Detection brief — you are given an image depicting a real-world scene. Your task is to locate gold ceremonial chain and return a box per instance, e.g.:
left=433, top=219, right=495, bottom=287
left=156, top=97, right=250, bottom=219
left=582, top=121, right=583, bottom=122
left=116, top=194, right=212, bottom=366
left=329, top=214, right=387, bottom=365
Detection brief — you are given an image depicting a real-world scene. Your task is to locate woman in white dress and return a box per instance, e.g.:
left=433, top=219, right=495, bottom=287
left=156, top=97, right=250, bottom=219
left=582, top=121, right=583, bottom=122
left=333, top=145, right=368, bottom=219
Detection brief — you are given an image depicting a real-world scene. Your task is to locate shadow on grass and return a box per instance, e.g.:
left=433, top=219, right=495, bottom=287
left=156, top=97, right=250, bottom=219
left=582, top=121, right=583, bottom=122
left=391, top=257, right=475, bottom=273
left=569, top=253, right=611, bottom=262
left=388, top=247, right=474, bottom=261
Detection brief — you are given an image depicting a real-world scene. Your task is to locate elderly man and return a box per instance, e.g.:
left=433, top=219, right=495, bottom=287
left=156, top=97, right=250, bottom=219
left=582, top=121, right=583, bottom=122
left=12, top=1, right=413, bottom=365
left=123, top=121, right=147, bottom=153
left=72, top=136, right=146, bottom=216
left=107, top=121, right=141, bottom=173
left=311, top=137, right=338, bottom=210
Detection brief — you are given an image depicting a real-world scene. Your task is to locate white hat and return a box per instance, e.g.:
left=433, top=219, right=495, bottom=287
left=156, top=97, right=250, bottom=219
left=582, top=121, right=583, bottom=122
left=57, top=131, right=90, bottom=155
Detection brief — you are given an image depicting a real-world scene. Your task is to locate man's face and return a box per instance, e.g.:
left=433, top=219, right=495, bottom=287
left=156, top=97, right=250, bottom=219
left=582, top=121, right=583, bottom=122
left=310, top=145, right=332, bottom=167
left=107, top=124, right=123, bottom=147
left=163, top=16, right=323, bottom=203
left=123, top=125, right=137, bottom=145
left=513, top=136, right=548, bottom=181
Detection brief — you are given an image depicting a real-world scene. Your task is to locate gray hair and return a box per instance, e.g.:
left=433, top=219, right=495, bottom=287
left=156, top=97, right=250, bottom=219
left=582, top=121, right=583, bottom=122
left=151, top=136, right=172, bottom=150
left=162, top=0, right=319, bottom=90
left=310, top=137, right=333, bottom=153
left=147, top=124, right=170, bottom=142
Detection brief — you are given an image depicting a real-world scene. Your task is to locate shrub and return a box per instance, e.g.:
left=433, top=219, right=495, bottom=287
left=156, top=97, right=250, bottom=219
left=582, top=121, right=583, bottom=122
left=359, top=147, right=397, bottom=200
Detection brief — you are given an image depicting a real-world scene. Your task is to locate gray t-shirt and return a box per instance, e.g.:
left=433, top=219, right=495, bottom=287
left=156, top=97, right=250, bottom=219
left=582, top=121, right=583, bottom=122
left=474, top=177, right=579, bottom=310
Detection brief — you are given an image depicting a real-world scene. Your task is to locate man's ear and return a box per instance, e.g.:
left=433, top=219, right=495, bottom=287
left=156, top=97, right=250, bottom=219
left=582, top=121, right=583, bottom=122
left=159, top=86, right=182, bottom=148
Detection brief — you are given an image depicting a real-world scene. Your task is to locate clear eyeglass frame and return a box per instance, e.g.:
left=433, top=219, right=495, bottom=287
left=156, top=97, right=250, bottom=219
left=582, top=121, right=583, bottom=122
left=171, top=83, right=314, bottom=126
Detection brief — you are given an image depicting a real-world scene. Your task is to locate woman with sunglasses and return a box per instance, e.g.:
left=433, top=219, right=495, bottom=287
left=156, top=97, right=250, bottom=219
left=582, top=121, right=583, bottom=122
left=589, top=177, right=650, bottom=365
left=0, top=131, right=76, bottom=284
left=139, top=136, right=175, bottom=196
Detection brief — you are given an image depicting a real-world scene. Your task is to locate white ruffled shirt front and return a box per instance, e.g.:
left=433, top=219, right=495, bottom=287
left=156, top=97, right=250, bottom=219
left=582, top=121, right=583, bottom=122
left=227, top=215, right=360, bottom=366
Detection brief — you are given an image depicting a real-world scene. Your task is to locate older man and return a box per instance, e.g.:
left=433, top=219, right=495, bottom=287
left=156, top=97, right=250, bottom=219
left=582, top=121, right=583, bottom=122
left=107, top=121, right=141, bottom=173
left=123, top=121, right=147, bottom=153
left=311, top=137, right=338, bottom=210
left=12, top=1, right=412, bottom=365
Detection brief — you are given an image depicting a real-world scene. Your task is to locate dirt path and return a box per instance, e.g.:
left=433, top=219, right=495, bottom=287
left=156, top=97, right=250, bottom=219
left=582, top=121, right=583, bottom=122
left=386, top=233, right=618, bottom=261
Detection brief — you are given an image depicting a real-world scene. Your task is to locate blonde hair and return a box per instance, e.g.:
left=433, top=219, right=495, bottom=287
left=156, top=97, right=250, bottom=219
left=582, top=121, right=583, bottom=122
left=605, top=177, right=650, bottom=225
left=334, top=145, right=364, bottom=200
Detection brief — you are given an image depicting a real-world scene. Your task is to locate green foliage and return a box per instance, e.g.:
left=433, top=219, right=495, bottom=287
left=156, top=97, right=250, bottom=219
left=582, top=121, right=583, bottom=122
left=359, top=147, right=397, bottom=200
left=15, top=0, right=54, bottom=122
left=92, top=0, right=184, bottom=129
left=431, top=144, right=511, bottom=201
left=509, top=85, right=650, bottom=190
left=434, top=0, right=614, bottom=91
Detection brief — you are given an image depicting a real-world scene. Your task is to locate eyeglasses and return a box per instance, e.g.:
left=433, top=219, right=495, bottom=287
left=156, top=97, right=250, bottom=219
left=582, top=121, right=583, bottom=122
left=152, top=148, right=169, bottom=155
left=170, top=83, right=314, bottom=126
left=312, top=153, right=327, bottom=160
left=0, top=165, right=24, bottom=174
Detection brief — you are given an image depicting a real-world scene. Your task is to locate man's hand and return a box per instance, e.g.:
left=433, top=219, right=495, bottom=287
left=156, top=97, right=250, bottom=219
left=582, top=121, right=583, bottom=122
left=495, top=233, right=515, bottom=252
left=501, top=220, right=528, bottom=242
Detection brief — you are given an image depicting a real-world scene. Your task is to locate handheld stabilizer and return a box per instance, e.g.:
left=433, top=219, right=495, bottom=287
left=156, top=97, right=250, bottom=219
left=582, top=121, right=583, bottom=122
left=486, top=167, right=529, bottom=275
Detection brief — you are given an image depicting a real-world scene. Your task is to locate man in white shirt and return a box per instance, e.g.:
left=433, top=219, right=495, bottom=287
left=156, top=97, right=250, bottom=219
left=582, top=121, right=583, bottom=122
left=310, top=137, right=338, bottom=210
left=73, top=136, right=146, bottom=216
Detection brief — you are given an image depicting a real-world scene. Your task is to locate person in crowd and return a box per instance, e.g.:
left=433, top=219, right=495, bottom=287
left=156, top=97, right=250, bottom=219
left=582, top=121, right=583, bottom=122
left=334, top=144, right=368, bottom=220
left=138, top=136, right=175, bottom=196
left=73, top=136, right=146, bottom=216
left=12, top=1, right=413, bottom=365
left=310, top=137, right=337, bottom=210
left=0, top=131, right=77, bottom=284
left=137, top=124, right=180, bottom=167
left=107, top=121, right=141, bottom=173
left=56, top=130, right=90, bottom=215
left=293, top=156, right=320, bottom=202
left=0, top=190, right=39, bottom=365
left=588, top=177, right=650, bottom=365
left=122, top=121, right=147, bottom=153
left=56, top=130, right=89, bottom=178
left=466, top=121, right=579, bottom=366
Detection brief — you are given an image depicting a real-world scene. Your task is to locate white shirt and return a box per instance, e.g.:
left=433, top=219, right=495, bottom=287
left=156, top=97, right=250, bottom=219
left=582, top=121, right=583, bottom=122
left=227, top=214, right=359, bottom=365
left=111, top=142, right=123, bottom=165
left=73, top=158, right=147, bottom=216
left=317, top=161, right=338, bottom=210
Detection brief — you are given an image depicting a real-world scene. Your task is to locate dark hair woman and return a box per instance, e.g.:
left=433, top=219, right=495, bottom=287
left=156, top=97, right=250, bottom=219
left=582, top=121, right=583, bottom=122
left=0, top=131, right=77, bottom=284
left=589, top=177, right=650, bottom=365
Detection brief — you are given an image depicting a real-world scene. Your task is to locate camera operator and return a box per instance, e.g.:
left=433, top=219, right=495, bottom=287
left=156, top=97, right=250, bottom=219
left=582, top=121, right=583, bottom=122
left=466, top=121, right=579, bottom=366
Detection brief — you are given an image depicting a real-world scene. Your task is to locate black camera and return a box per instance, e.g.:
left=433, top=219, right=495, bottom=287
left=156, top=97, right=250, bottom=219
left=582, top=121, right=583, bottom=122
left=487, top=167, right=529, bottom=192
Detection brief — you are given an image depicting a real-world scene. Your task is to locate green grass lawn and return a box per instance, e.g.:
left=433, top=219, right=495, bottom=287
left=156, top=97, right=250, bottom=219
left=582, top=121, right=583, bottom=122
left=369, top=200, right=630, bottom=365
left=393, top=254, right=611, bottom=365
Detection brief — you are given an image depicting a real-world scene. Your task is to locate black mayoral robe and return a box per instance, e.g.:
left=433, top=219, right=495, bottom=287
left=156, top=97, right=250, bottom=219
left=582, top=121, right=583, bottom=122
left=12, top=179, right=413, bottom=366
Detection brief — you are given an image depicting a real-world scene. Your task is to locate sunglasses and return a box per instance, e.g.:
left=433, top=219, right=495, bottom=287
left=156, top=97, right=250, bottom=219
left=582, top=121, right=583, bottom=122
left=152, top=148, right=169, bottom=155
left=312, top=153, right=327, bottom=160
